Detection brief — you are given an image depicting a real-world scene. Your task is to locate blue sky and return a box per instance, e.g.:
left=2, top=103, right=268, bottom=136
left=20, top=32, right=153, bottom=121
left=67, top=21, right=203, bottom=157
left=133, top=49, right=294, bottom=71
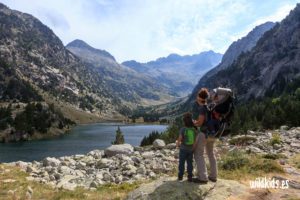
left=1, top=0, right=299, bottom=62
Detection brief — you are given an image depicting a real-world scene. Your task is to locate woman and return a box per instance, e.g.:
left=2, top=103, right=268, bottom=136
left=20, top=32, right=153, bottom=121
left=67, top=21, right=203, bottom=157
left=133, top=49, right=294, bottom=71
left=192, top=88, right=217, bottom=183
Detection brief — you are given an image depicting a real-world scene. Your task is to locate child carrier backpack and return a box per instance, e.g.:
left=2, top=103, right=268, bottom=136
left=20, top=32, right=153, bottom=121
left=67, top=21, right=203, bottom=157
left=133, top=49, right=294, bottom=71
left=204, top=87, right=235, bottom=138
left=183, top=128, right=196, bottom=145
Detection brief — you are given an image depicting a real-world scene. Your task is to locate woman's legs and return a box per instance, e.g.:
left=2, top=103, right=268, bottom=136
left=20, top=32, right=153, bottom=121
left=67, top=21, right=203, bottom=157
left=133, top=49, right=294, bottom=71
left=194, top=132, right=208, bottom=181
left=206, top=138, right=217, bottom=180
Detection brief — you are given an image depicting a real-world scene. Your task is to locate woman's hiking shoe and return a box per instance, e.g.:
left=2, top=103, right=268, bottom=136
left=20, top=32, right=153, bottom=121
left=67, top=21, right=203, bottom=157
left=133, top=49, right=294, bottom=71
left=187, top=177, right=193, bottom=182
left=192, top=178, right=208, bottom=184
left=177, top=177, right=183, bottom=182
left=208, top=177, right=217, bottom=182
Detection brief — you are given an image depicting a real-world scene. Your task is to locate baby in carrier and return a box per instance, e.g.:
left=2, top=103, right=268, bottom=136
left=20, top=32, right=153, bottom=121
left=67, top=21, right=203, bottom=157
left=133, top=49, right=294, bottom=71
left=206, top=88, right=233, bottom=138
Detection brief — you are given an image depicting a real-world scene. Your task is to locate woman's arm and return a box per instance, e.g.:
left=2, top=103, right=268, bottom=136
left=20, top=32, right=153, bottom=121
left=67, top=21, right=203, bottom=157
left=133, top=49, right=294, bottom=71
left=192, top=133, right=199, bottom=151
left=176, top=134, right=183, bottom=148
left=193, top=114, right=205, bottom=127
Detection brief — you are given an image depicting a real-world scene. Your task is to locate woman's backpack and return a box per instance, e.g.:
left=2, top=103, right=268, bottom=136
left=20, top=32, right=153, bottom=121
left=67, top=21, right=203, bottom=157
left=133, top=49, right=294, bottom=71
left=205, top=87, right=235, bottom=138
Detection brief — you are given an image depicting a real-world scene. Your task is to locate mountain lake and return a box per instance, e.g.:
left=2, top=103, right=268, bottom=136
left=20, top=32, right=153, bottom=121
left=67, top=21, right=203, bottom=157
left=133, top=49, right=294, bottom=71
left=0, top=123, right=168, bottom=162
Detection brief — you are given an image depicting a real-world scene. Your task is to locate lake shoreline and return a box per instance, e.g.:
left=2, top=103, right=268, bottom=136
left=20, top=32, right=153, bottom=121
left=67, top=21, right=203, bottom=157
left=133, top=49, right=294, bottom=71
left=0, top=124, right=168, bottom=162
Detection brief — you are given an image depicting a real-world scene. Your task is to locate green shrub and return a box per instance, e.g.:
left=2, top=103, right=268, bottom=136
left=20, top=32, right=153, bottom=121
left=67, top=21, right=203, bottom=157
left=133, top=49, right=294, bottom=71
left=228, top=136, right=257, bottom=145
left=219, top=150, right=284, bottom=180
left=112, top=126, right=125, bottom=144
left=140, top=131, right=162, bottom=146
left=219, top=150, right=250, bottom=170
left=249, top=158, right=283, bottom=173
left=270, top=133, right=281, bottom=146
left=262, top=153, right=286, bottom=160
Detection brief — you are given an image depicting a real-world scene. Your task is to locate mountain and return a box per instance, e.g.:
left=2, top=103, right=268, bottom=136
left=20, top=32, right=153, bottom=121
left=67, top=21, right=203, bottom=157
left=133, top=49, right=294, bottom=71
left=218, top=22, right=275, bottom=72
left=193, top=22, right=275, bottom=93
left=187, top=4, right=300, bottom=105
left=0, top=2, right=169, bottom=128
left=122, top=51, right=222, bottom=96
left=66, top=39, right=116, bottom=61
left=66, top=40, right=177, bottom=106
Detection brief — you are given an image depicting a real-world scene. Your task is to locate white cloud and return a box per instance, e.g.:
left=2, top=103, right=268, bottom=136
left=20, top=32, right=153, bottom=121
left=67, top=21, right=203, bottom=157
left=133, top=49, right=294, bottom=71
left=231, top=3, right=296, bottom=43
left=0, top=0, right=299, bottom=62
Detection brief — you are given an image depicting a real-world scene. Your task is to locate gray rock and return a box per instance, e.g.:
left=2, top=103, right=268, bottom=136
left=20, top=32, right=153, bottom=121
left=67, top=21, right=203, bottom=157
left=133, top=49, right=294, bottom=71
left=131, top=156, right=142, bottom=164
left=56, top=175, right=78, bottom=190
left=104, top=144, right=134, bottom=157
left=86, top=168, right=96, bottom=175
left=126, top=177, right=249, bottom=200
left=280, top=125, right=289, bottom=131
left=149, top=171, right=156, bottom=178
left=90, top=181, right=98, bottom=188
left=80, top=156, right=95, bottom=166
left=43, top=157, right=61, bottom=167
left=73, top=154, right=85, bottom=160
left=54, top=173, right=61, bottom=180
left=141, top=152, right=155, bottom=159
left=87, top=150, right=103, bottom=159
left=102, top=172, right=112, bottom=182
left=49, top=175, right=56, bottom=181
left=134, top=146, right=144, bottom=152
left=58, top=166, right=73, bottom=175
left=26, top=166, right=37, bottom=173
left=96, top=158, right=113, bottom=169
left=15, top=161, right=28, bottom=170
left=137, top=166, right=147, bottom=175
left=273, top=144, right=281, bottom=150
left=76, top=162, right=86, bottom=170
left=153, top=139, right=166, bottom=149
left=95, top=172, right=103, bottom=180
left=115, top=175, right=123, bottom=184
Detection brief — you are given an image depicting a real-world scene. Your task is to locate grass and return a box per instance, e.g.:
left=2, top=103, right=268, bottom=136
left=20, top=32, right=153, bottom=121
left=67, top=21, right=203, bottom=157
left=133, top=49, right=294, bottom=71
left=0, top=164, right=143, bottom=200
left=228, top=135, right=257, bottom=145
left=290, top=154, right=300, bottom=169
left=270, top=132, right=281, bottom=146
left=218, top=149, right=284, bottom=180
left=262, top=153, right=287, bottom=160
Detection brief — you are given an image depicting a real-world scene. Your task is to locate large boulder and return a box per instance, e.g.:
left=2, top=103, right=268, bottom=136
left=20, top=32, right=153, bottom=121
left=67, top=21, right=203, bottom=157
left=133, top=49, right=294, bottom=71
left=43, top=157, right=61, bottom=167
left=126, top=177, right=249, bottom=200
left=104, top=144, right=134, bottom=157
left=153, top=139, right=166, bottom=149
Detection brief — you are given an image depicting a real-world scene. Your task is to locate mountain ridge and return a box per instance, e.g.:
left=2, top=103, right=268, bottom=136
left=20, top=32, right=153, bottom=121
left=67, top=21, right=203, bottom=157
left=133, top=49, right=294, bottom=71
left=122, top=51, right=222, bottom=96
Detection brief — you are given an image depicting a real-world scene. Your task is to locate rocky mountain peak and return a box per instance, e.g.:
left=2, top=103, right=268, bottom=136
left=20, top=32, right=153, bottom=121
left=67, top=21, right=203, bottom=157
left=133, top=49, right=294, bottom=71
left=218, top=21, right=275, bottom=72
left=0, top=3, right=8, bottom=9
left=66, top=39, right=116, bottom=61
left=181, top=21, right=276, bottom=108
left=122, top=51, right=222, bottom=96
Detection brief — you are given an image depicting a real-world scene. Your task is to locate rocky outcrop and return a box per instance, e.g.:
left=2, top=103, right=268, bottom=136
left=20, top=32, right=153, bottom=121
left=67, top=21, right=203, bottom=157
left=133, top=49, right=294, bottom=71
left=104, top=143, right=134, bottom=157
left=216, top=22, right=275, bottom=73
left=8, top=144, right=178, bottom=190
left=126, top=177, right=249, bottom=200
left=152, top=139, right=166, bottom=149
left=6, top=126, right=300, bottom=192
left=227, top=127, right=300, bottom=157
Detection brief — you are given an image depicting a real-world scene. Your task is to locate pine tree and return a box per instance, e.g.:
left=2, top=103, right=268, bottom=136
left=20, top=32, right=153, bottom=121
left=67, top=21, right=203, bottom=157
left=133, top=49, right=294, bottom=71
left=112, top=126, right=125, bottom=144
